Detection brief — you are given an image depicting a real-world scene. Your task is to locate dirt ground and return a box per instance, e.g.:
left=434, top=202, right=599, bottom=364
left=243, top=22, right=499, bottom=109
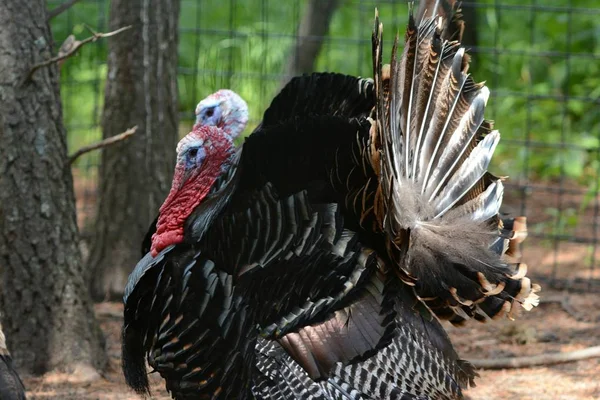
left=22, top=177, right=596, bottom=399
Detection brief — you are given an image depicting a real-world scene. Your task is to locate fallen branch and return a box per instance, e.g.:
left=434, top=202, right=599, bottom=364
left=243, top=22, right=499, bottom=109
left=469, top=346, right=600, bottom=370
left=47, top=0, right=82, bottom=20
left=67, top=126, right=138, bottom=165
left=26, top=25, right=132, bottom=81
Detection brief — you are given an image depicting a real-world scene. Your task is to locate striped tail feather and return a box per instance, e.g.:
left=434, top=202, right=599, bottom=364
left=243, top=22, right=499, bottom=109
left=369, top=7, right=540, bottom=325
left=415, top=0, right=464, bottom=42
left=499, top=216, right=528, bottom=262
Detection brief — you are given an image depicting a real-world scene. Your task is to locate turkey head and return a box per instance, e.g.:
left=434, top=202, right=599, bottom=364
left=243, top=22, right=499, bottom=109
left=150, top=125, right=236, bottom=256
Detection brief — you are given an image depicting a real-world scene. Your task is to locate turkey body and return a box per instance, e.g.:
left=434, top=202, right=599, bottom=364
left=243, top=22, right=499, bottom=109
left=125, top=110, right=475, bottom=399
left=123, top=2, right=538, bottom=399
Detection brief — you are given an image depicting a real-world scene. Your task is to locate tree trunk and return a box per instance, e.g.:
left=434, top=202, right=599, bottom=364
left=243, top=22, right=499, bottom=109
left=87, top=0, right=180, bottom=300
left=281, top=0, right=341, bottom=86
left=0, top=0, right=106, bottom=376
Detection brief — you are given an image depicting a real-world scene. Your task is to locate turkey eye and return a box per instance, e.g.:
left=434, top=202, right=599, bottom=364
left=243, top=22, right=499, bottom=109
left=206, top=108, right=214, bottom=117
left=188, top=148, right=198, bottom=158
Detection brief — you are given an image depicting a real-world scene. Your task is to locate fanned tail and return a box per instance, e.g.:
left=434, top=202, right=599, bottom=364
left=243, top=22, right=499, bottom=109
left=369, top=7, right=540, bottom=325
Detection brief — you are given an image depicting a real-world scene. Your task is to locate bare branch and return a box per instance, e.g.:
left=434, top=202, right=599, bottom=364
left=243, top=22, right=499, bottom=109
left=47, top=0, right=82, bottom=21
left=469, top=346, right=600, bottom=369
left=26, top=25, right=132, bottom=81
left=67, top=126, right=138, bottom=165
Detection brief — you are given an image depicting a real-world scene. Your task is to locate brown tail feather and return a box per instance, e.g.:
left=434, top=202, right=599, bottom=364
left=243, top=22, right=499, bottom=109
left=368, top=7, right=540, bottom=325
left=415, top=0, right=464, bottom=42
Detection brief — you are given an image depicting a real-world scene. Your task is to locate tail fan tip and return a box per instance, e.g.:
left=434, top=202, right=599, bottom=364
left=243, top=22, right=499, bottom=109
left=370, top=5, right=540, bottom=324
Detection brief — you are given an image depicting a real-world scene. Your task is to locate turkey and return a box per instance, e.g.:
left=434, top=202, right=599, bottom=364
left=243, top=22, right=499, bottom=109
left=123, top=2, right=539, bottom=399
left=140, top=89, right=249, bottom=257
left=0, top=322, right=26, bottom=400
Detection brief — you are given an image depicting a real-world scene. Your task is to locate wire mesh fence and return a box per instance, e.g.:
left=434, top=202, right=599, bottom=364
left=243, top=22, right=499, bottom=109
left=48, top=0, right=600, bottom=289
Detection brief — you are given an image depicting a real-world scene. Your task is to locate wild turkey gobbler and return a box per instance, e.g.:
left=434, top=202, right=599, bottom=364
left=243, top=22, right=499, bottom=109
left=123, top=2, right=539, bottom=399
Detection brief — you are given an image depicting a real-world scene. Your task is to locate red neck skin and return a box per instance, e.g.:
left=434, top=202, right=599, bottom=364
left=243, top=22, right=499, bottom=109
left=150, top=128, right=232, bottom=257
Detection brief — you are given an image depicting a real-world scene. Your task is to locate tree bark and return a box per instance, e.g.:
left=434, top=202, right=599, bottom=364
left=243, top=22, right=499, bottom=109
left=281, top=0, right=341, bottom=86
left=87, top=0, right=180, bottom=300
left=0, top=0, right=106, bottom=376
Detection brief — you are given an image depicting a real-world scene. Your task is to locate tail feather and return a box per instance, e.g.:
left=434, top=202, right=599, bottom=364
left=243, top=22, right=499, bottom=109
left=369, top=6, right=540, bottom=324
left=501, top=216, right=528, bottom=262
left=410, top=21, right=448, bottom=180
left=433, top=130, right=500, bottom=218
left=416, top=40, right=462, bottom=171
left=415, top=0, right=464, bottom=42
left=427, top=87, right=489, bottom=200
left=398, top=8, right=418, bottom=177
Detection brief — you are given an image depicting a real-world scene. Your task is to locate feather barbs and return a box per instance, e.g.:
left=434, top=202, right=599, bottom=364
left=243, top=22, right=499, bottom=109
left=369, top=7, right=540, bottom=325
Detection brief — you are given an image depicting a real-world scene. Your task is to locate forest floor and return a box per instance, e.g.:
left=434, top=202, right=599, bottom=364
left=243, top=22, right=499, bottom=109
left=21, top=177, right=598, bottom=399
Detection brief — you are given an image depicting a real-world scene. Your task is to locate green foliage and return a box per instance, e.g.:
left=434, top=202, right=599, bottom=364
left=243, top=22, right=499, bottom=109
left=49, top=0, right=108, bottom=168
left=474, top=0, right=600, bottom=184
left=49, top=0, right=600, bottom=185
left=178, top=0, right=299, bottom=135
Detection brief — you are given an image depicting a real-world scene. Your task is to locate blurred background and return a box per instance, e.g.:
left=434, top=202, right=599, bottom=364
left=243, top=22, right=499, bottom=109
left=52, top=0, right=600, bottom=290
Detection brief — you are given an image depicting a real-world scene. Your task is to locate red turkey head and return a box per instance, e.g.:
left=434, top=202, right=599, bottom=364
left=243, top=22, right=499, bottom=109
left=150, top=125, right=235, bottom=256
left=194, top=89, right=249, bottom=140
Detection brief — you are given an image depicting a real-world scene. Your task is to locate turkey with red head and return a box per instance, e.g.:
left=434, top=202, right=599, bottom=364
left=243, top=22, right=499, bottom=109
left=123, top=2, right=539, bottom=399
left=140, top=89, right=249, bottom=257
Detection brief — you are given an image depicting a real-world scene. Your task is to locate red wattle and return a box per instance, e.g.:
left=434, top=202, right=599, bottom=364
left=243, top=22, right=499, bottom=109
left=150, top=229, right=183, bottom=257
left=150, top=125, right=233, bottom=256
